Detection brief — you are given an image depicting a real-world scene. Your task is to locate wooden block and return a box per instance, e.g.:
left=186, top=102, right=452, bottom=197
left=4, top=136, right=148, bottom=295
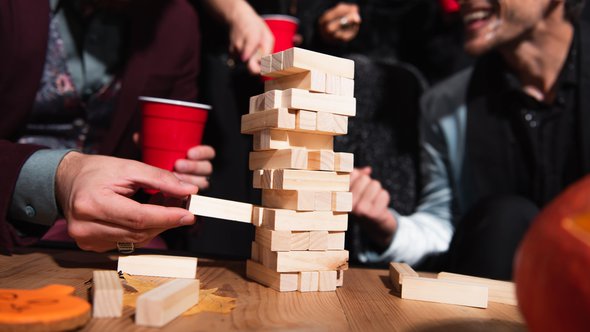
left=318, top=271, right=337, bottom=291
left=313, top=191, right=332, bottom=211
left=253, top=129, right=334, bottom=151
left=262, top=189, right=316, bottom=211
left=389, top=262, right=419, bottom=292
left=251, top=241, right=260, bottom=262
left=271, top=51, right=283, bottom=73
left=246, top=259, right=298, bottom=292
left=255, top=228, right=292, bottom=251
left=316, top=112, right=348, bottom=135
left=327, top=232, right=346, bottom=250
left=332, top=192, right=353, bottom=212
left=249, top=149, right=308, bottom=171
left=260, top=55, right=272, bottom=74
left=249, top=90, right=283, bottom=113
left=325, top=74, right=341, bottom=95
left=135, top=279, right=200, bottom=327
left=282, top=48, right=355, bottom=79
left=253, top=169, right=263, bottom=188
left=264, top=70, right=326, bottom=93
left=92, top=271, right=122, bottom=318
left=340, top=77, right=355, bottom=97
left=298, top=271, right=319, bottom=292
left=262, top=208, right=348, bottom=232
left=296, top=110, right=317, bottom=131
left=187, top=195, right=253, bottom=224
left=259, top=246, right=349, bottom=272
left=290, top=231, right=311, bottom=250
left=241, top=108, right=295, bottom=134
left=282, top=89, right=356, bottom=117
left=309, top=231, right=329, bottom=251
left=336, top=270, right=344, bottom=287
left=334, top=153, right=354, bottom=172
left=402, top=276, right=488, bottom=308
left=117, top=255, right=197, bottom=279
left=308, top=150, right=335, bottom=171
left=271, top=169, right=350, bottom=192
left=252, top=206, right=263, bottom=227
left=437, top=272, right=517, bottom=306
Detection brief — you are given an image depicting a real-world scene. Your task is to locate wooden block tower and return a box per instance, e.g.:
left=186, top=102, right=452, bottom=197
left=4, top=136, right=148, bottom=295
left=243, top=48, right=355, bottom=292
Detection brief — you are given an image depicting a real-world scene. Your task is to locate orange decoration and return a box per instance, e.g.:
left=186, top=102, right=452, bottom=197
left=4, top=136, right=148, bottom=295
left=515, top=176, right=590, bottom=332
left=0, top=284, right=90, bottom=331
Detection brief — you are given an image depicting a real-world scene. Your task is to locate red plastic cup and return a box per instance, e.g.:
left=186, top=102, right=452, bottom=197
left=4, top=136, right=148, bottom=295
left=262, top=14, right=299, bottom=53
left=139, top=96, right=210, bottom=173
left=439, top=0, right=460, bottom=14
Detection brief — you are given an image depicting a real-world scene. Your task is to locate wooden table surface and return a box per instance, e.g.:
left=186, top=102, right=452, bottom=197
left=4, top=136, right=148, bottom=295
left=0, top=248, right=526, bottom=331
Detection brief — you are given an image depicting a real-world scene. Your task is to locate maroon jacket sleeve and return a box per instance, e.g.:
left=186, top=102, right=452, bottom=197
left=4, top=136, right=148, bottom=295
left=0, top=141, right=48, bottom=253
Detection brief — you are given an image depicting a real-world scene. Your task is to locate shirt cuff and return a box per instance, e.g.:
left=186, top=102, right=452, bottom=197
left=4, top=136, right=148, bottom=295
left=9, top=149, right=73, bottom=226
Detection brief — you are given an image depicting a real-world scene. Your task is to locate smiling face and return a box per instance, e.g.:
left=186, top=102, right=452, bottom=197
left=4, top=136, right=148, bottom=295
left=459, top=0, right=554, bottom=55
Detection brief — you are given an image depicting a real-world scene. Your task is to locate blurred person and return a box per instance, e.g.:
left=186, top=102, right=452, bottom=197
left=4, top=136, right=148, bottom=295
left=351, top=0, right=588, bottom=280
left=0, top=0, right=212, bottom=252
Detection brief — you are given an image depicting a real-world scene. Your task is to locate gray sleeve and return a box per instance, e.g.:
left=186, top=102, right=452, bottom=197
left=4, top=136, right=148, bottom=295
left=9, top=149, right=73, bottom=225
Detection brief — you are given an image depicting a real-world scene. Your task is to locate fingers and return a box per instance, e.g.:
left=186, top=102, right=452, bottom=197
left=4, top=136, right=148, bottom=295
left=173, top=172, right=210, bottom=190
left=72, top=192, right=195, bottom=230
left=68, top=219, right=168, bottom=252
left=186, top=145, right=216, bottom=161
left=175, top=159, right=213, bottom=177
left=123, top=161, right=198, bottom=197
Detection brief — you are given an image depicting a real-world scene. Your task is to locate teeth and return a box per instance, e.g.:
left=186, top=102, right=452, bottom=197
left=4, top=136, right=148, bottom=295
left=463, top=11, right=490, bottom=24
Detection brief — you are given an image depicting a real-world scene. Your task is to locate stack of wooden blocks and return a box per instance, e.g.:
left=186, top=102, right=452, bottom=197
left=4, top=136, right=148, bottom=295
left=242, top=48, right=356, bottom=292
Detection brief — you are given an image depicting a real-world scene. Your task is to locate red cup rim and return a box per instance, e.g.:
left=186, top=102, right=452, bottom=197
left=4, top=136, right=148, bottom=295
left=261, top=14, right=300, bottom=24
left=138, top=96, right=212, bottom=110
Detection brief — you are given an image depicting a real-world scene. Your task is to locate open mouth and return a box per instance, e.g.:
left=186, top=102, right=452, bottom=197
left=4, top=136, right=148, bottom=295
left=462, top=9, right=494, bottom=32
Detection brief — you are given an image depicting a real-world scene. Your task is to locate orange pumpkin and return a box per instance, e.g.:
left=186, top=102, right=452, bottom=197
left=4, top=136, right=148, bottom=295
left=515, top=175, right=590, bottom=331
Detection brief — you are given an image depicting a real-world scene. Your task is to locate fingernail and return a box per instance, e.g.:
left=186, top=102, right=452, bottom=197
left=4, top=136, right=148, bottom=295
left=179, top=214, right=194, bottom=225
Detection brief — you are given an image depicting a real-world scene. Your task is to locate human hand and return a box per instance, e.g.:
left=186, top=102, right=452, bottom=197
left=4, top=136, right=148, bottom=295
left=227, top=1, right=274, bottom=74
left=318, top=3, right=361, bottom=44
left=350, top=167, right=397, bottom=249
left=55, top=152, right=198, bottom=252
left=173, top=145, right=215, bottom=190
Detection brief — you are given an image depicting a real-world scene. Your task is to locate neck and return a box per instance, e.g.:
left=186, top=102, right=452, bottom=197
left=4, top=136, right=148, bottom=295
left=500, top=11, right=574, bottom=103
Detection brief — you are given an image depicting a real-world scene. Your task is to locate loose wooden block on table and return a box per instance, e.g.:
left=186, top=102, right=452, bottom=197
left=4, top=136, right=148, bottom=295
left=252, top=129, right=334, bottom=151
left=246, top=260, right=298, bottom=292
left=298, top=271, right=319, bottom=292
left=187, top=195, right=253, bottom=224
left=261, top=47, right=354, bottom=79
left=401, top=276, right=488, bottom=309
left=262, top=208, right=348, bottom=232
left=117, top=255, right=198, bottom=279
left=241, top=108, right=295, bottom=134
left=389, top=262, right=419, bottom=292
left=92, top=271, right=122, bottom=318
left=264, top=70, right=326, bottom=93
left=249, top=149, right=308, bottom=170
left=437, top=272, right=517, bottom=306
left=258, top=246, right=349, bottom=272
left=319, top=271, right=338, bottom=291
left=135, top=279, right=200, bottom=327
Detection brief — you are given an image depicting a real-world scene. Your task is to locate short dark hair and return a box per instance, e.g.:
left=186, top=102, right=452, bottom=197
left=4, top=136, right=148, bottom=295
left=565, top=0, right=586, bottom=21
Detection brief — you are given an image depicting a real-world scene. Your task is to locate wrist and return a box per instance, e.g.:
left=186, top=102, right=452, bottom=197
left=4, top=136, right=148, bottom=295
left=55, top=151, right=83, bottom=214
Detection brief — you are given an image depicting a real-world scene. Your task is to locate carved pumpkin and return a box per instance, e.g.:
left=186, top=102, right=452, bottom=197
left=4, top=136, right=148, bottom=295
left=515, top=176, right=590, bottom=331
